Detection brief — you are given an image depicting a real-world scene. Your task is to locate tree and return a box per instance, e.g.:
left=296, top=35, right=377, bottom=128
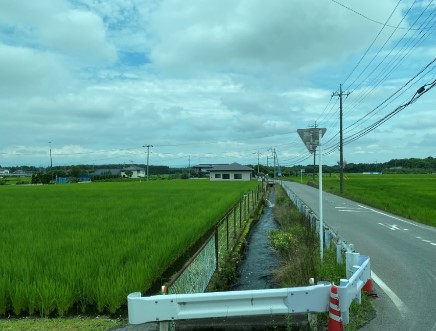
left=69, top=166, right=82, bottom=178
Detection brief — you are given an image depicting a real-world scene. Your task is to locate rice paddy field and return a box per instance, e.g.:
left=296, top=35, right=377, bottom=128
left=0, top=180, right=258, bottom=317
left=320, top=173, right=436, bottom=227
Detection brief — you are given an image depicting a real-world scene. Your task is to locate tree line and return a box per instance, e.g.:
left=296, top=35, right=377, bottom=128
left=248, top=156, right=436, bottom=177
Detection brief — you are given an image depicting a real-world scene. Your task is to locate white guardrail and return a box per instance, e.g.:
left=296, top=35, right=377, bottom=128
left=128, top=254, right=371, bottom=327
left=127, top=184, right=372, bottom=328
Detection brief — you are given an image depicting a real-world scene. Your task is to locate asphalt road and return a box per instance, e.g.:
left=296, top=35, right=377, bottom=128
left=281, top=181, right=436, bottom=331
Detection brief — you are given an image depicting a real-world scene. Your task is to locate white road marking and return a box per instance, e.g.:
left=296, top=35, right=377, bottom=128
left=378, top=223, right=408, bottom=231
left=415, top=236, right=436, bottom=246
left=358, top=205, right=425, bottom=228
left=371, top=271, right=408, bottom=316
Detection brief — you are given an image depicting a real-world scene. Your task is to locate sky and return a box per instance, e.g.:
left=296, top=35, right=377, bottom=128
left=0, top=0, right=435, bottom=169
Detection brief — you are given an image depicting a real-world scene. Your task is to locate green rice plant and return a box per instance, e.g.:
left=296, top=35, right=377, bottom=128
left=0, top=180, right=258, bottom=316
left=310, top=174, right=436, bottom=227
left=0, top=275, right=9, bottom=315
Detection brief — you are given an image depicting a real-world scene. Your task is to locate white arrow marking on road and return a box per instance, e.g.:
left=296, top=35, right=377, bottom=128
left=378, top=223, right=408, bottom=231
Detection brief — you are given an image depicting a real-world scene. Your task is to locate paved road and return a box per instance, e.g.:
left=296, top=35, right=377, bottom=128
left=281, top=181, right=436, bottom=331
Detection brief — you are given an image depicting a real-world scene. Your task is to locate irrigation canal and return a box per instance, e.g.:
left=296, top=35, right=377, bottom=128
left=232, top=187, right=279, bottom=291
left=112, top=187, right=305, bottom=330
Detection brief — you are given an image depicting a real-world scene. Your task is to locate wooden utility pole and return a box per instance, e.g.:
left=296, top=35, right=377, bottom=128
left=332, top=84, right=350, bottom=194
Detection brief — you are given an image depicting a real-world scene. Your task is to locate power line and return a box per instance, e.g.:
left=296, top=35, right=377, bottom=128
left=342, top=0, right=405, bottom=90
left=343, top=76, right=436, bottom=145
left=330, top=0, right=419, bottom=30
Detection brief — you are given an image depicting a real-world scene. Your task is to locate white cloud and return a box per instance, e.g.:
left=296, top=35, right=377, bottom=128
left=0, top=44, right=69, bottom=97
left=0, top=0, right=116, bottom=64
left=0, top=0, right=434, bottom=167
left=149, top=0, right=406, bottom=75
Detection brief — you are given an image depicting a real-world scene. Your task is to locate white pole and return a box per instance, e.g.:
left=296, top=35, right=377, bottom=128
left=318, top=129, right=324, bottom=263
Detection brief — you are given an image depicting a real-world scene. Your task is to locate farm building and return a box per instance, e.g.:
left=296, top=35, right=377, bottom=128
left=121, top=166, right=145, bottom=178
left=90, top=166, right=145, bottom=179
left=209, top=163, right=254, bottom=181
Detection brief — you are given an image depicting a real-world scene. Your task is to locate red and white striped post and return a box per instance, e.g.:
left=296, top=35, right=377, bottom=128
left=328, top=284, right=344, bottom=331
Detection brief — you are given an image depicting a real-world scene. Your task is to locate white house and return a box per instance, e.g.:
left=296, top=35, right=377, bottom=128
left=0, top=169, right=10, bottom=175
left=121, top=166, right=146, bottom=178
left=209, top=163, right=254, bottom=181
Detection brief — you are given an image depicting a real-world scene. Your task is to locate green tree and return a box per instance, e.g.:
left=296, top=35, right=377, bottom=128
left=69, top=166, right=82, bottom=178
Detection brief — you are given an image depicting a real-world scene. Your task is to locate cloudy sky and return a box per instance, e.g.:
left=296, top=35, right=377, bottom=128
left=1, top=0, right=435, bottom=169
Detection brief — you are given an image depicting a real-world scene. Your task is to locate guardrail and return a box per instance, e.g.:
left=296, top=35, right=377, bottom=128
left=127, top=183, right=372, bottom=330
left=128, top=253, right=370, bottom=329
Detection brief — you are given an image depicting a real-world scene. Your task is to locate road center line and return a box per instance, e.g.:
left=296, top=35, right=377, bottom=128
left=371, top=271, right=408, bottom=316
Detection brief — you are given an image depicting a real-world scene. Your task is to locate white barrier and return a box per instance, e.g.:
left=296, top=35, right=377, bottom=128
left=128, top=253, right=371, bottom=327
left=128, top=283, right=331, bottom=324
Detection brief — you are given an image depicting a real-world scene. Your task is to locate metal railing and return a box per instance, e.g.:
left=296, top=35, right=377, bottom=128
left=128, top=252, right=371, bottom=326
left=166, top=183, right=266, bottom=295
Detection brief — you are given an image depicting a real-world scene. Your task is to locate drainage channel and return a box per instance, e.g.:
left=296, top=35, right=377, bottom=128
left=232, top=187, right=279, bottom=291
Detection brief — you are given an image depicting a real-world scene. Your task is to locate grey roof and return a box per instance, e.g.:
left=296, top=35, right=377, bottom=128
left=123, top=166, right=145, bottom=171
left=192, top=164, right=227, bottom=169
left=209, top=163, right=254, bottom=172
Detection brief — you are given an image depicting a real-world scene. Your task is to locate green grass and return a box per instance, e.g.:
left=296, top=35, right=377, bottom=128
left=285, top=174, right=436, bottom=227
left=0, top=180, right=258, bottom=317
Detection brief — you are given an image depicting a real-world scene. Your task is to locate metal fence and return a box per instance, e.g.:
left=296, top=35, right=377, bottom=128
left=166, top=183, right=266, bottom=294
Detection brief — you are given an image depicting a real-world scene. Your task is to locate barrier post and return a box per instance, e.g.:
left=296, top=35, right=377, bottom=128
left=328, top=284, right=344, bottom=331
left=336, top=242, right=343, bottom=264
left=214, top=224, right=219, bottom=270
left=160, top=286, right=169, bottom=331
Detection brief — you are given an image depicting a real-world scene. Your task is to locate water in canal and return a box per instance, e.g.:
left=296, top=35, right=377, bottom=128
left=232, top=188, right=280, bottom=290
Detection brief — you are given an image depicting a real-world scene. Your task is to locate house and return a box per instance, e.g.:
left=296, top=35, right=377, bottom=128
left=121, top=166, right=145, bottom=178
left=0, top=169, right=10, bottom=175
left=209, top=163, right=254, bottom=181
left=192, top=164, right=228, bottom=176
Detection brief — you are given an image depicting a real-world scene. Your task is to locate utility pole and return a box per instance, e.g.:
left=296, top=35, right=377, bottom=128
left=48, top=141, right=52, bottom=171
left=252, top=152, right=261, bottom=174
left=332, top=84, right=350, bottom=194
left=143, top=144, right=153, bottom=181
left=188, top=155, right=191, bottom=178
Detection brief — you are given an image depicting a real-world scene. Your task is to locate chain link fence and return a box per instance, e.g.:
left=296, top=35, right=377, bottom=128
left=167, top=184, right=266, bottom=295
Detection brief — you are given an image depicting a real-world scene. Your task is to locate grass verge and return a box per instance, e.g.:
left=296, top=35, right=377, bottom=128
left=270, top=184, right=376, bottom=330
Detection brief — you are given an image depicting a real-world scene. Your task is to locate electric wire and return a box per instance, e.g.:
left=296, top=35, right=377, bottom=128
left=330, top=0, right=420, bottom=30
